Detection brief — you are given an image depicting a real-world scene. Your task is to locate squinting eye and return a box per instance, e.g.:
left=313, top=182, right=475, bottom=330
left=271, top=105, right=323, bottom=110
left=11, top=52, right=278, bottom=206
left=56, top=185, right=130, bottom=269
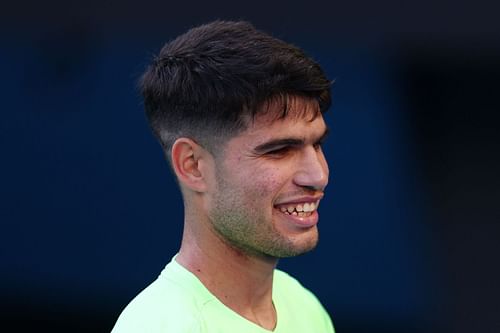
left=266, top=147, right=291, bottom=156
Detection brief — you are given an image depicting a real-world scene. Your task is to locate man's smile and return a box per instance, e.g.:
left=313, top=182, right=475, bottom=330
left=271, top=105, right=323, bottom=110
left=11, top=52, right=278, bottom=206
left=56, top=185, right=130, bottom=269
left=275, top=200, right=320, bottom=217
left=273, top=196, right=323, bottom=228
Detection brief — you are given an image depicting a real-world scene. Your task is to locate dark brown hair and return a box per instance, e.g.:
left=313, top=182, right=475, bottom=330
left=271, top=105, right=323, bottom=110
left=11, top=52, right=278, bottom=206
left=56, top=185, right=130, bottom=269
left=140, top=20, right=332, bottom=160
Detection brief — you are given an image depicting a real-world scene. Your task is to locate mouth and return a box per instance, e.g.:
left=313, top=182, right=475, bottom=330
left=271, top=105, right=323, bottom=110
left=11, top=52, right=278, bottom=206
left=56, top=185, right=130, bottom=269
left=273, top=197, right=322, bottom=231
left=274, top=200, right=320, bottom=218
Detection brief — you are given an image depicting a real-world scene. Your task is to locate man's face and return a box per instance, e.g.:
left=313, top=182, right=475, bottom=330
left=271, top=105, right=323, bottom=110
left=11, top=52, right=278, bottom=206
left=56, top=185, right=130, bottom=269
left=205, top=98, right=329, bottom=259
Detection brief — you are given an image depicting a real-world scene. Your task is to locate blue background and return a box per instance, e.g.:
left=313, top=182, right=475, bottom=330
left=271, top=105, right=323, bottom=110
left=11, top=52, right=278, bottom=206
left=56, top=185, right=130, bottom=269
left=1, top=2, right=499, bottom=332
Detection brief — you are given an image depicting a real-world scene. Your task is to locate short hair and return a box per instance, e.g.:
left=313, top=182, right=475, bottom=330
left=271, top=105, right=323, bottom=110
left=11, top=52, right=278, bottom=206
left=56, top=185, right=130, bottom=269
left=140, top=20, right=332, bottom=161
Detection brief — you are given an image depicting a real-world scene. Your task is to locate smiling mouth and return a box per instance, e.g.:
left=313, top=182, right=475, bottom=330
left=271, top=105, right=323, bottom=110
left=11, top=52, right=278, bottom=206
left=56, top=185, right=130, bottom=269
left=275, top=200, right=320, bottom=217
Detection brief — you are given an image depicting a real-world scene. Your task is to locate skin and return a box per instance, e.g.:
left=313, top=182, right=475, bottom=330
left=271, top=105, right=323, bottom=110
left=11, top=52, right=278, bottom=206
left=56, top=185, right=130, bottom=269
left=173, top=97, right=329, bottom=330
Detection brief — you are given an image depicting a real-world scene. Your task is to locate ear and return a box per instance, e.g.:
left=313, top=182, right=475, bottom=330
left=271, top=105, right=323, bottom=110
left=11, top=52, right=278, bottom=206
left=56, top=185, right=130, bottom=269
left=170, top=138, right=212, bottom=193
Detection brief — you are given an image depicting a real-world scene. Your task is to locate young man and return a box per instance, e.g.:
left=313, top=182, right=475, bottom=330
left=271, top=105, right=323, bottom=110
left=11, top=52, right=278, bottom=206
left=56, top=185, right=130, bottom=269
left=112, top=20, right=334, bottom=332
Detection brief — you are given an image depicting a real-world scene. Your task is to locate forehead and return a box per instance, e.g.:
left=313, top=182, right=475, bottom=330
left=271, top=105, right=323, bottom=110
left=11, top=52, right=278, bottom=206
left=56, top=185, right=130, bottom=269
left=233, top=97, right=327, bottom=145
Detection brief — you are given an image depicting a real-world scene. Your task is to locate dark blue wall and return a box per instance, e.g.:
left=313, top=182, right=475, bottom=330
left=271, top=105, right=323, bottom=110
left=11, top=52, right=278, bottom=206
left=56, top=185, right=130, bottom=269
left=2, top=2, right=499, bottom=332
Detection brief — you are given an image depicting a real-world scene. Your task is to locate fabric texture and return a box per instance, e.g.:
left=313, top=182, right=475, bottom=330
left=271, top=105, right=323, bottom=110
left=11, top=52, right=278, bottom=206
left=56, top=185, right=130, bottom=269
left=111, top=256, right=335, bottom=333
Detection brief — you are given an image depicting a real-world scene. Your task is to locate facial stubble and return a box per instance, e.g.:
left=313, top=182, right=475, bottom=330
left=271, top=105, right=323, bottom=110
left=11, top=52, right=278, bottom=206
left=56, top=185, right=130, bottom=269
left=208, top=170, right=319, bottom=259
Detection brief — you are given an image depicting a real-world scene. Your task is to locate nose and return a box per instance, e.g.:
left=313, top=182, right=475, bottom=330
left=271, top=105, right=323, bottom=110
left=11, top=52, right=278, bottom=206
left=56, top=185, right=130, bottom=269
left=293, top=146, right=329, bottom=191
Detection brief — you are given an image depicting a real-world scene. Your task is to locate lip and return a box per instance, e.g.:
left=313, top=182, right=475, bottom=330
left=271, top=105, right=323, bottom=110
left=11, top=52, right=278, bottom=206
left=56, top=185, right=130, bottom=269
left=274, top=207, right=319, bottom=228
left=273, top=195, right=323, bottom=229
left=273, top=194, right=324, bottom=206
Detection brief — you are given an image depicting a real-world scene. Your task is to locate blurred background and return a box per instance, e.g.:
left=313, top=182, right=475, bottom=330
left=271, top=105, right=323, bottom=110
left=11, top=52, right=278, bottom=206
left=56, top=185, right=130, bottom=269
left=1, top=1, right=499, bottom=332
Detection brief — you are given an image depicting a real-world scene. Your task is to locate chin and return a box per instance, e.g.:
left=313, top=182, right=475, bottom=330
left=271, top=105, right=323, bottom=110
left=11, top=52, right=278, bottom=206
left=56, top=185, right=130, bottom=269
left=268, top=234, right=319, bottom=258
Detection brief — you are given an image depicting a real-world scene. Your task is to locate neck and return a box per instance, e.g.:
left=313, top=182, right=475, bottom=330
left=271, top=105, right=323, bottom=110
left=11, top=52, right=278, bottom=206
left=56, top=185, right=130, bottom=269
left=177, top=214, right=278, bottom=330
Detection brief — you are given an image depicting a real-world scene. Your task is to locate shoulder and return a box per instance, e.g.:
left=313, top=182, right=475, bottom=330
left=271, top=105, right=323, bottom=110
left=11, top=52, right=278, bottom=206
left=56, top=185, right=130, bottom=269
left=111, top=274, right=205, bottom=333
left=273, top=269, right=321, bottom=305
left=273, top=269, right=335, bottom=333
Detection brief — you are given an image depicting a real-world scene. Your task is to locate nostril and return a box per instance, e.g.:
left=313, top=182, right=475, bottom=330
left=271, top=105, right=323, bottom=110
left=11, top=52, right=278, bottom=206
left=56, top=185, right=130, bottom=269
left=303, top=185, right=319, bottom=191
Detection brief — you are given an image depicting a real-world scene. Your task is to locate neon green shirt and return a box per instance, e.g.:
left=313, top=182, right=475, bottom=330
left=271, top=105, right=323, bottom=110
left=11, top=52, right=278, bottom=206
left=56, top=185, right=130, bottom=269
left=112, top=256, right=335, bottom=333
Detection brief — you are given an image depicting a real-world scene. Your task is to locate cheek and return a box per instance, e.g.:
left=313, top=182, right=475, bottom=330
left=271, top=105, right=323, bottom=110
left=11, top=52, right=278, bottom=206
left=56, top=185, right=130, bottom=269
left=239, top=167, right=285, bottom=198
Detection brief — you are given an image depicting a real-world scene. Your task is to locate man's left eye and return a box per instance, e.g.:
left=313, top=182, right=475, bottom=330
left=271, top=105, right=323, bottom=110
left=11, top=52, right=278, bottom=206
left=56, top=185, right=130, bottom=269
left=266, top=147, right=291, bottom=156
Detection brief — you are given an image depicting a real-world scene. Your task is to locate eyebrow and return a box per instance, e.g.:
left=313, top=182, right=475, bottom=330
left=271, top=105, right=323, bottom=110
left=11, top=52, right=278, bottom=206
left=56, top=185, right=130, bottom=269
left=253, top=127, right=329, bottom=153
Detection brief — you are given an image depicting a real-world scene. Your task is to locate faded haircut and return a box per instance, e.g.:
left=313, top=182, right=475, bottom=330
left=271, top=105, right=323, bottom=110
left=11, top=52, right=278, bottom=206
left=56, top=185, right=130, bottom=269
left=139, top=20, right=332, bottom=162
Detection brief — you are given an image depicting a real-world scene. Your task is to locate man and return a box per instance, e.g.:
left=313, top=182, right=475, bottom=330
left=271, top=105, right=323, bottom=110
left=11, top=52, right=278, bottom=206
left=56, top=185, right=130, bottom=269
left=112, top=20, right=334, bottom=332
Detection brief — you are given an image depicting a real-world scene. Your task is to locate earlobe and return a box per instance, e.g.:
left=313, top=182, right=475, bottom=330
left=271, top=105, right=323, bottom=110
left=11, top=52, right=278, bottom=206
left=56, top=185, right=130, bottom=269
left=171, top=138, right=209, bottom=192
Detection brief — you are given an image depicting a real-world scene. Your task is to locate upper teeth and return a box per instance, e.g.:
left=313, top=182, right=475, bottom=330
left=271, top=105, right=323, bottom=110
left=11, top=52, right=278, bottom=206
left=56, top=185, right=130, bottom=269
left=279, top=201, right=319, bottom=213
